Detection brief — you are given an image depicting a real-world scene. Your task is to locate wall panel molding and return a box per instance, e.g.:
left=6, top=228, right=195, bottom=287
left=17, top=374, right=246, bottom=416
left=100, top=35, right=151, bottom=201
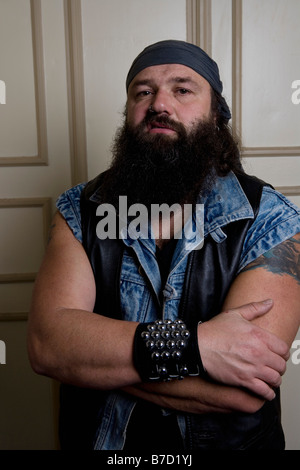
left=0, top=197, right=52, bottom=247
left=0, top=312, right=30, bottom=322
left=186, top=0, right=211, bottom=55
left=0, top=197, right=51, bottom=321
left=186, top=0, right=300, bottom=199
left=276, top=186, right=300, bottom=198
left=64, top=0, right=88, bottom=185
left=0, top=0, right=48, bottom=167
left=231, top=0, right=300, bottom=158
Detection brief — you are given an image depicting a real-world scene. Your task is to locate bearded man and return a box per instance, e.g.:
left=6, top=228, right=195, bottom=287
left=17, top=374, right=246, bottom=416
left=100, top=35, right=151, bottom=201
left=28, top=40, right=300, bottom=450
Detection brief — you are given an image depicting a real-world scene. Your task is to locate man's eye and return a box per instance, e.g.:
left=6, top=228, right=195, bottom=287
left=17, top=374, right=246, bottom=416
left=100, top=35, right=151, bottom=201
left=178, top=88, right=190, bottom=95
left=137, top=90, right=152, bottom=97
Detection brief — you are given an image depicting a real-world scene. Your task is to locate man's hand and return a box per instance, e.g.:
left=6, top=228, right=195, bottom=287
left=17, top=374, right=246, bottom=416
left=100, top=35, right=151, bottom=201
left=197, top=300, right=290, bottom=401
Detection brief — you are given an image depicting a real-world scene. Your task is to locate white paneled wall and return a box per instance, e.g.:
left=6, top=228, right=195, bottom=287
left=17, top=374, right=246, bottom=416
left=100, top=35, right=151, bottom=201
left=0, top=0, right=298, bottom=450
left=81, top=0, right=187, bottom=179
left=211, top=0, right=300, bottom=450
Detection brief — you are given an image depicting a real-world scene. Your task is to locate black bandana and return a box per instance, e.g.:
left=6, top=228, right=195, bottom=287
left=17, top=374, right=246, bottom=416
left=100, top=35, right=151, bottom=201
left=126, top=39, right=231, bottom=121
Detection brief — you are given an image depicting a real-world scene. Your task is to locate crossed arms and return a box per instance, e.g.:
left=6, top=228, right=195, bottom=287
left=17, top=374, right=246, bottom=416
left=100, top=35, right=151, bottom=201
left=27, top=211, right=300, bottom=414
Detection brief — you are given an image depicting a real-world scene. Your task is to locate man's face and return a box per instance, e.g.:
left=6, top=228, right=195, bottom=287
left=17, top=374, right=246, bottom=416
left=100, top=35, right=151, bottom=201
left=126, top=64, right=213, bottom=136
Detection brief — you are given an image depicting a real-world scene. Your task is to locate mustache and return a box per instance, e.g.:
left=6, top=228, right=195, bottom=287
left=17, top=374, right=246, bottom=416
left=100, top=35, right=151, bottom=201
left=140, top=113, right=187, bottom=135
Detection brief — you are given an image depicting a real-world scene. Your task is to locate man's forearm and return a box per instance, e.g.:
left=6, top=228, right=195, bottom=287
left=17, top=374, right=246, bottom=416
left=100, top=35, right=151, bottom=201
left=122, top=376, right=265, bottom=415
left=28, top=306, right=141, bottom=390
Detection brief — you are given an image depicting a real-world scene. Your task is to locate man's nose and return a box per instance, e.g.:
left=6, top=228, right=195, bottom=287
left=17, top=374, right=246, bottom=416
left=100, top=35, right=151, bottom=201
left=150, top=90, right=174, bottom=115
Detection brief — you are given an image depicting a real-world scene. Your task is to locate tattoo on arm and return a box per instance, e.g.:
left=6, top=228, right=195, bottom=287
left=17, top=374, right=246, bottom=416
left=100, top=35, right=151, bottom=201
left=242, top=234, right=300, bottom=285
left=47, top=223, right=56, bottom=244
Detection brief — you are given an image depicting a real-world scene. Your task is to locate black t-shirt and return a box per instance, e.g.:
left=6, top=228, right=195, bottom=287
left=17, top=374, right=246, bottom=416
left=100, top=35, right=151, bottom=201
left=124, top=238, right=184, bottom=451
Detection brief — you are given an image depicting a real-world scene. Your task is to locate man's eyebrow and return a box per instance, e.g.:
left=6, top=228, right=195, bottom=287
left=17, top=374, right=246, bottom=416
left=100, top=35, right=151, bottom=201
left=170, top=76, right=199, bottom=86
left=169, top=75, right=205, bottom=91
left=131, top=79, right=154, bottom=89
left=131, top=76, right=201, bottom=89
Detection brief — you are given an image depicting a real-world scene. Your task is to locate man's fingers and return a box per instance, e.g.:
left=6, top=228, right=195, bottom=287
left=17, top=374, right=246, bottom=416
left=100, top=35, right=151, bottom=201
left=228, top=299, right=290, bottom=360
left=249, top=378, right=276, bottom=402
left=258, top=366, right=282, bottom=388
left=228, top=299, right=274, bottom=322
left=249, top=364, right=286, bottom=400
left=199, top=301, right=290, bottom=400
left=265, top=333, right=290, bottom=362
left=264, top=328, right=291, bottom=361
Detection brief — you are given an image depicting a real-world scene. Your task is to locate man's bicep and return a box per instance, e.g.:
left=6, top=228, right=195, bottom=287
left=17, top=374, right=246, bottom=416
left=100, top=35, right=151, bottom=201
left=222, top=233, right=300, bottom=346
left=32, top=211, right=96, bottom=314
left=241, top=232, right=300, bottom=284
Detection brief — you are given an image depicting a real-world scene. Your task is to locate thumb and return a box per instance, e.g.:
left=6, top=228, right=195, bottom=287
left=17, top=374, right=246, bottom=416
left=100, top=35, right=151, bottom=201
left=231, top=299, right=274, bottom=321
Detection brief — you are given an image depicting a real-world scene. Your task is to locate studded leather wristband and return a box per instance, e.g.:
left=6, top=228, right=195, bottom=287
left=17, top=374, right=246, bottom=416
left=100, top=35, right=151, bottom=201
left=133, top=319, right=207, bottom=382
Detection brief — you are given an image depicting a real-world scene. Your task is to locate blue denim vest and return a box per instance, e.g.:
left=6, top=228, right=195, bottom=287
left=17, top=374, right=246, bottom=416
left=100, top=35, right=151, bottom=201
left=57, top=171, right=300, bottom=450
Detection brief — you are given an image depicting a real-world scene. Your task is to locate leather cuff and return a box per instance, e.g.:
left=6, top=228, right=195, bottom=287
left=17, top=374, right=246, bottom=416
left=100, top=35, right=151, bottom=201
left=133, top=319, right=207, bottom=382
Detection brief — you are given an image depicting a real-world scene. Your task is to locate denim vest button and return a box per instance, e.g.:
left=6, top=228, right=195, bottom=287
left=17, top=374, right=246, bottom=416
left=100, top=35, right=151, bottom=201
left=162, top=285, right=176, bottom=299
left=210, top=227, right=227, bottom=243
left=138, top=265, right=144, bottom=276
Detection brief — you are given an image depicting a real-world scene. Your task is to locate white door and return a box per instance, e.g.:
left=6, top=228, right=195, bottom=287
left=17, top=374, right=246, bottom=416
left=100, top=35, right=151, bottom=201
left=0, top=0, right=76, bottom=449
left=0, top=0, right=186, bottom=450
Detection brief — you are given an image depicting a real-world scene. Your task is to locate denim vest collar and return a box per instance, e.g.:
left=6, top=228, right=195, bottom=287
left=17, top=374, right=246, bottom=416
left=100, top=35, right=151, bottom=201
left=201, top=171, right=254, bottom=238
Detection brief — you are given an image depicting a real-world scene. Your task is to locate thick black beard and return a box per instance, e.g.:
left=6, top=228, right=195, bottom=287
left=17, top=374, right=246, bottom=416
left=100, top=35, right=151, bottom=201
left=100, top=114, right=232, bottom=210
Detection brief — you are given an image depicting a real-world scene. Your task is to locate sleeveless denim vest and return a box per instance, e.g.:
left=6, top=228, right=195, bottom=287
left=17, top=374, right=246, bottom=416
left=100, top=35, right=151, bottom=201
left=59, top=171, right=284, bottom=450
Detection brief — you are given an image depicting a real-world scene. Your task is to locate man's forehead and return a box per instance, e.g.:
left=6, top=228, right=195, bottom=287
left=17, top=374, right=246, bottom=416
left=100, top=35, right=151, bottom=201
left=129, top=63, right=210, bottom=89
